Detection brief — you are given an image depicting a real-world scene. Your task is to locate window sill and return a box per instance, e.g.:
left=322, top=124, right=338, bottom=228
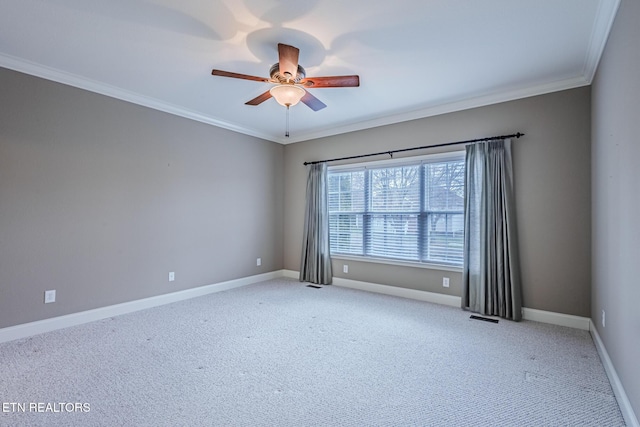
left=330, top=254, right=463, bottom=273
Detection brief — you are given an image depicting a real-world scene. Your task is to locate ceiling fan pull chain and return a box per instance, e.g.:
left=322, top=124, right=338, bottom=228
left=285, top=105, right=290, bottom=138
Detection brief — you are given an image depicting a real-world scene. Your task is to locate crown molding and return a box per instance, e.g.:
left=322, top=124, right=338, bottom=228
left=282, top=75, right=591, bottom=144
left=0, top=53, right=280, bottom=143
left=0, top=53, right=591, bottom=146
left=582, top=0, right=622, bottom=83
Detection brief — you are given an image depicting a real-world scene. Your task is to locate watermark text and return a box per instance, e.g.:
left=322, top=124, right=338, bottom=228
left=2, top=402, right=90, bottom=413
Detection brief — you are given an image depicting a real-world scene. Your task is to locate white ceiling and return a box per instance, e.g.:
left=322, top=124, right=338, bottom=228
left=0, top=0, right=620, bottom=144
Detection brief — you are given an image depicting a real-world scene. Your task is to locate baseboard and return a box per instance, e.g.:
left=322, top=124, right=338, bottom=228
left=521, top=307, right=590, bottom=330
left=284, top=269, right=460, bottom=307
left=332, top=276, right=462, bottom=307
left=285, top=270, right=591, bottom=330
left=0, top=269, right=593, bottom=341
left=282, top=270, right=461, bottom=307
left=0, top=270, right=284, bottom=344
left=283, top=269, right=299, bottom=280
left=590, top=320, right=640, bottom=427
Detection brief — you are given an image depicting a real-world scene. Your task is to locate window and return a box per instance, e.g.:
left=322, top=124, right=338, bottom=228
left=328, top=153, right=465, bottom=267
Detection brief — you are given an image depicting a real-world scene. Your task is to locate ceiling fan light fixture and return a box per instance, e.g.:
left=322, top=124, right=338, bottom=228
left=270, top=84, right=305, bottom=107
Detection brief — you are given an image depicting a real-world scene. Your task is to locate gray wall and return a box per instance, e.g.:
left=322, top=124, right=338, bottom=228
left=0, top=68, right=284, bottom=328
left=591, top=0, right=640, bottom=418
left=284, top=87, right=592, bottom=317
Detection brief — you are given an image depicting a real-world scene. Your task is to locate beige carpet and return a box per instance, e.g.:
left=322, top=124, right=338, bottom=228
left=0, top=278, right=625, bottom=426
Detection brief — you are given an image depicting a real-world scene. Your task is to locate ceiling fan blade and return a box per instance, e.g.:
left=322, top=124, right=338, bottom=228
left=278, top=43, right=299, bottom=81
left=300, top=91, right=327, bottom=111
left=300, top=75, right=360, bottom=88
left=212, top=69, right=270, bottom=83
left=245, top=90, right=273, bottom=106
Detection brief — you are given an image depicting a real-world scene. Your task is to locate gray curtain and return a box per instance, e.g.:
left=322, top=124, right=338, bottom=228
left=300, top=163, right=333, bottom=284
left=462, top=139, right=522, bottom=321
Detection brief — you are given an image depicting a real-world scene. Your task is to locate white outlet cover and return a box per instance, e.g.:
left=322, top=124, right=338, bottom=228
left=257, top=258, right=261, bottom=266
left=169, top=272, right=175, bottom=282
left=343, top=265, right=348, bottom=273
left=44, top=290, right=56, bottom=303
left=443, top=277, right=450, bottom=288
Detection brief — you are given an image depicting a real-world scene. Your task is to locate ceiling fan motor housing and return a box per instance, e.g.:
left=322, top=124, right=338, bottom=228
left=270, top=63, right=306, bottom=83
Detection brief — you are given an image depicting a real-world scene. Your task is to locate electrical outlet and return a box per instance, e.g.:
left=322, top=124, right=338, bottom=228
left=442, top=277, right=450, bottom=288
left=44, top=290, right=56, bottom=304
left=168, top=272, right=175, bottom=282
left=256, top=258, right=261, bottom=266
left=343, top=265, right=348, bottom=274
left=602, top=309, right=605, bottom=328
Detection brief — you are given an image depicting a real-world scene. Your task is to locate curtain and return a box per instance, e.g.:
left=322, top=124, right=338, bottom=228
left=300, top=163, right=333, bottom=285
left=462, top=139, right=522, bottom=321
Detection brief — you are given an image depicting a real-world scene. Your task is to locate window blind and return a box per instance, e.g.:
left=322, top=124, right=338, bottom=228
left=328, top=155, right=465, bottom=266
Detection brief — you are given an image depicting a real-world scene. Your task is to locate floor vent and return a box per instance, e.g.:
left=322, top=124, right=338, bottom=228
left=306, top=285, right=323, bottom=289
left=470, top=315, right=499, bottom=323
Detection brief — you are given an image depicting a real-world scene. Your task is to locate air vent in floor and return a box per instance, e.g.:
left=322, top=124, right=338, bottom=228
left=470, top=315, right=499, bottom=323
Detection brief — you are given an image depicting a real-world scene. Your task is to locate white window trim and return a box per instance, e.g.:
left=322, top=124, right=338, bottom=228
left=328, top=150, right=465, bottom=172
left=328, top=149, right=466, bottom=270
left=331, top=254, right=463, bottom=272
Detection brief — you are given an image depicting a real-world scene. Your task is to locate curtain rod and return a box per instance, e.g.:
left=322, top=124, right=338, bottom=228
left=303, top=132, right=525, bottom=166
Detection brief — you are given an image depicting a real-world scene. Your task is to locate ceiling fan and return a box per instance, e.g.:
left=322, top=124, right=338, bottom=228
left=211, top=43, right=360, bottom=112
